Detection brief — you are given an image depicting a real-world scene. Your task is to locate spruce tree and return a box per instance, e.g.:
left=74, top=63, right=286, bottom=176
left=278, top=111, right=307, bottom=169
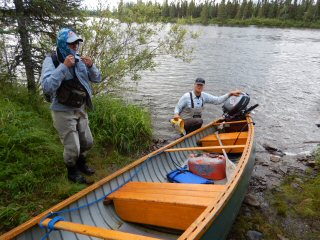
left=1, top=0, right=82, bottom=93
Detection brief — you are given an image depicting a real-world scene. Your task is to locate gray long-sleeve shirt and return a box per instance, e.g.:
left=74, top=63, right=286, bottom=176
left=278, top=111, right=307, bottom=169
left=174, top=91, right=229, bottom=118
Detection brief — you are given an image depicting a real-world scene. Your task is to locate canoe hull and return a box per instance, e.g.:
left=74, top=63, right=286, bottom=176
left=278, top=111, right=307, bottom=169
left=201, top=142, right=255, bottom=240
left=1, top=117, right=255, bottom=240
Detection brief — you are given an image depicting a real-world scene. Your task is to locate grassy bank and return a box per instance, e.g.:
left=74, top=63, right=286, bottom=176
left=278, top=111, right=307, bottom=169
left=230, top=148, right=320, bottom=239
left=0, top=82, right=153, bottom=234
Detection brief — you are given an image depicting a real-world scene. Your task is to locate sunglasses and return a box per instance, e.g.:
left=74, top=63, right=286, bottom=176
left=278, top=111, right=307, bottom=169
left=68, top=41, right=80, bottom=46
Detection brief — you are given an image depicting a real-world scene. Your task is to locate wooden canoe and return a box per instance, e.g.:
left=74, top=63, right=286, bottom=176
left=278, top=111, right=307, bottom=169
left=0, top=115, right=255, bottom=240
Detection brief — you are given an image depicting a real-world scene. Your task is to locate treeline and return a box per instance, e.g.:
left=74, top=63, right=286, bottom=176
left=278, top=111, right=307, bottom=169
left=115, top=0, right=320, bottom=24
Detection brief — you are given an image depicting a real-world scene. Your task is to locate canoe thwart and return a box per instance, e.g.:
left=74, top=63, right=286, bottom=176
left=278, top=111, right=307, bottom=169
left=40, top=218, right=158, bottom=240
left=106, top=182, right=225, bottom=230
left=164, top=144, right=246, bottom=152
left=198, top=131, right=248, bottom=153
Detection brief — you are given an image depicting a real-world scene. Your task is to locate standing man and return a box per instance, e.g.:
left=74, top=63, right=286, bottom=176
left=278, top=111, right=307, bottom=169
left=173, top=78, right=241, bottom=134
left=41, top=28, right=102, bottom=184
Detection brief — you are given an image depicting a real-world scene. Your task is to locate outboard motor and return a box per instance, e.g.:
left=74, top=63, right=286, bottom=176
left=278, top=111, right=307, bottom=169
left=222, top=93, right=258, bottom=121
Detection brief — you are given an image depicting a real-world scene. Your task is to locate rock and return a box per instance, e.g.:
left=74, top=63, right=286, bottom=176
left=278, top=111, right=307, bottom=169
left=291, top=183, right=301, bottom=189
left=244, top=206, right=252, bottom=217
left=260, top=202, right=269, bottom=209
left=255, top=156, right=269, bottom=166
left=306, top=160, right=316, bottom=168
left=256, top=143, right=266, bottom=152
left=244, top=194, right=261, bottom=208
left=279, top=166, right=288, bottom=174
left=262, top=143, right=285, bottom=156
left=246, top=230, right=263, bottom=240
left=270, top=167, right=279, bottom=174
left=296, top=152, right=312, bottom=162
left=277, top=234, right=289, bottom=240
left=270, top=155, right=281, bottom=162
left=255, top=156, right=264, bottom=164
left=294, top=178, right=303, bottom=184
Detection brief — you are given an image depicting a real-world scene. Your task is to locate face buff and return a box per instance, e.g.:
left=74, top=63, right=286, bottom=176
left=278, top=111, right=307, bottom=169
left=57, top=28, right=77, bottom=60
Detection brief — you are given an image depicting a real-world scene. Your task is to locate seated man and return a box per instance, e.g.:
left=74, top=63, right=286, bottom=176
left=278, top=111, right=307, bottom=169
left=173, top=78, right=241, bottom=134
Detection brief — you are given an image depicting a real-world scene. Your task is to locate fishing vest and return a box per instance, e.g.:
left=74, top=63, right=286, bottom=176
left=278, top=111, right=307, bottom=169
left=51, top=52, right=88, bottom=108
left=56, top=76, right=88, bottom=108
left=180, top=92, right=204, bottom=119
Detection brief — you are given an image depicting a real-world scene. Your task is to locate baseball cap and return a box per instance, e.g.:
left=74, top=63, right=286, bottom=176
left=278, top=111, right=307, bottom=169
left=195, top=77, right=205, bottom=85
left=66, top=30, right=83, bottom=44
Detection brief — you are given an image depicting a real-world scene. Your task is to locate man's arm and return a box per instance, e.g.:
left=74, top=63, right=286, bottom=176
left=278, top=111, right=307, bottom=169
left=81, top=56, right=102, bottom=83
left=87, top=65, right=102, bottom=83
left=41, top=56, right=69, bottom=96
left=174, top=93, right=188, bottom=118
left=203, top=90, right=242, bottom=104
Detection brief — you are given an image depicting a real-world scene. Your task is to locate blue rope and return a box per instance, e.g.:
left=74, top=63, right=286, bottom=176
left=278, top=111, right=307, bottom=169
left=40, top=151, right=163, bottom=239
left=39, top=216, right=65, bottom=240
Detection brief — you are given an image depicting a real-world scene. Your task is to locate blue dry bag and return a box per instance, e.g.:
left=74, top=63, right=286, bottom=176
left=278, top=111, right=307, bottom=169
left=167, top=169, right=214, bottom=184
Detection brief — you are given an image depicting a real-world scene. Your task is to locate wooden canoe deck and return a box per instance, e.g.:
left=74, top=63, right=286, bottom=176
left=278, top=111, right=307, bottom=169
left=106, top=182, right=225, bottom=230
left=199, top=132, right=248, bottom=153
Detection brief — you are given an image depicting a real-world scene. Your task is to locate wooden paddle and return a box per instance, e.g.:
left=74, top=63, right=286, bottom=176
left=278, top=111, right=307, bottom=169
left=214, top=131, right=236, bottom=182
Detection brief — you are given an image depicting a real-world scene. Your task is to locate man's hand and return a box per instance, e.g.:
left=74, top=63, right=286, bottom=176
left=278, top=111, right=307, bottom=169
left=173, top=114, right=180, bottom=120
left=81, top=56, right=93, bottom=68
left=64, top=55, right=75, bottom=68
left=229, top=90, right=242, bottom=97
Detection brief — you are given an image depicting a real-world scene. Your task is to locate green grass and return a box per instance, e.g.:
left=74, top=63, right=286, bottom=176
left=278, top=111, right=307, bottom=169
left=229, top=208, right=285, bottom=239
left=270, top=150, right=320, bottom=220
left=90, top=94, right=153, bottom=153
left=271, top=175, right=320, bottom=218
left=0, top=81, right=153, bottom=234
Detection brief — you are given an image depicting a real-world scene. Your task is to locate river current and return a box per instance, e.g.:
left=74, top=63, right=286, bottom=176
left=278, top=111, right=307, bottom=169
left=128, top=25, right=320, bottom=154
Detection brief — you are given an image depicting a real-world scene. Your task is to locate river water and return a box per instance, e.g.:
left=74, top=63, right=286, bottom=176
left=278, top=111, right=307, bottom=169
left=129, top=25, right=320, bottom=154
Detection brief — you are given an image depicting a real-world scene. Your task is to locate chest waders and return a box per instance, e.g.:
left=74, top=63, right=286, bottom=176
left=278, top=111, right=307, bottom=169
left=189, top=92, right=204, bottom=118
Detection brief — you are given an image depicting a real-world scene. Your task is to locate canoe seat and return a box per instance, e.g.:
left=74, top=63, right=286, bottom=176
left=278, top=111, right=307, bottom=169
left=105, top=181, right=225, bottom=230
left=199, top=131, right=248, bottom=153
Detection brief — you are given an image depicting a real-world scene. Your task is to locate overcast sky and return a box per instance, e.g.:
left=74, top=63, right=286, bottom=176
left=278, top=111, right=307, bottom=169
left=82, top=0, right=116, bottom=10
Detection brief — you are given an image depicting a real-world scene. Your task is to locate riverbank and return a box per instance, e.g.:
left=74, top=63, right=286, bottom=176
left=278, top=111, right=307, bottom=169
left=0, top=82, right=153, bottom=234
left=167, top=17, right=320, bottom=29
left=228, top=143, right=320, bottom=240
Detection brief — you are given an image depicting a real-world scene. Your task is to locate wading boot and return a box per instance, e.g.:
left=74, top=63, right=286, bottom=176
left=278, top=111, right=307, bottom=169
left=67, top=166, right=93, bottom=184
left=77, top=155, right=95, bottom=176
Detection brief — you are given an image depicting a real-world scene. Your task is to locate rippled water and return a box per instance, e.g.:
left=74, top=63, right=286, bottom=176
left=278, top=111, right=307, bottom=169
left=129, top=25, right=320, bottom=154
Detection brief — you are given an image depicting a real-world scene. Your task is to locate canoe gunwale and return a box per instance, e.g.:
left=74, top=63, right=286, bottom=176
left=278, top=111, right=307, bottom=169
left=0, top=117, right=254, bottom=240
